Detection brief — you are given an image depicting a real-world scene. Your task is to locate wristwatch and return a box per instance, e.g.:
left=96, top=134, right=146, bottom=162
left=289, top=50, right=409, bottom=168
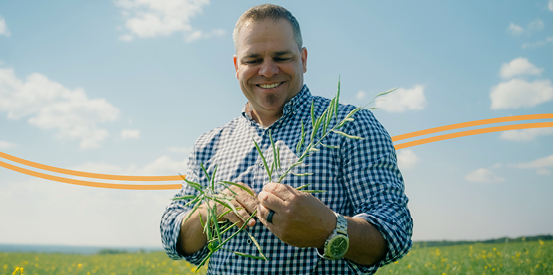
left=317, top=212, right=349, bottom=260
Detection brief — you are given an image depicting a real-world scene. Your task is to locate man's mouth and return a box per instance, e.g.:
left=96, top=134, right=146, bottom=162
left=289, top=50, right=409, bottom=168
left=258, top=82, right=282, bottom=89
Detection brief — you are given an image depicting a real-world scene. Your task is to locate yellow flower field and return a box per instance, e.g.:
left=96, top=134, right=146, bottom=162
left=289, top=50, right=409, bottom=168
left=376, top=239, right=553, bottom=275
left=1, top=239, right=551, bottom=275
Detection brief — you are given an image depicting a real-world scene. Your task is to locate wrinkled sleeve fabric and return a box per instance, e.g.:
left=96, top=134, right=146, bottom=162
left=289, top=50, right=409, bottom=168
left=160, top=139, right=210, bottom=265
left=340, top=109, right=413, bottom=274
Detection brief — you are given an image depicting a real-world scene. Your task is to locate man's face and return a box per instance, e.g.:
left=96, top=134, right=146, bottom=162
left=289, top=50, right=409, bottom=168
left=234, top=19, right=307, bottom=117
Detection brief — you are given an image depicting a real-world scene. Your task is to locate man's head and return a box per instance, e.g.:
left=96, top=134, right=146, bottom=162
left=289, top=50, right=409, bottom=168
left=233, top=4, right=303, bottom=51
left=233, top=4, right=307, bottom=126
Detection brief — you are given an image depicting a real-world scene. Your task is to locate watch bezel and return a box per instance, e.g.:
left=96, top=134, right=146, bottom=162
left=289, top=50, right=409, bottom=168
left=326, top=233, right=349, bottom=259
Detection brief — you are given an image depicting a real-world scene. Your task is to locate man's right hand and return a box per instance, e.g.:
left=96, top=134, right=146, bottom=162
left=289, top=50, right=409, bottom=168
left=216, top=182, right=259, bottom=228
left=177, top=181, right=258, bottom=256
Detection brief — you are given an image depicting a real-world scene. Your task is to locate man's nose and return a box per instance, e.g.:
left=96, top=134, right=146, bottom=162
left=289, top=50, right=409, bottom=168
left=258, top=59, right=279, bottom=77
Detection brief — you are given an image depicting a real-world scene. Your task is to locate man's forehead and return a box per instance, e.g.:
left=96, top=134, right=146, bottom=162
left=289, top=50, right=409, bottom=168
left=236, top=19, right=297, bottom=56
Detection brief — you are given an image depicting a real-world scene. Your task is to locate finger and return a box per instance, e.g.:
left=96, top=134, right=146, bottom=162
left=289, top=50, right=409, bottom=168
left=263, top=182, right=298, bottom=201
left=235, top=190, right=259, bottom=213
left=258, top=189, right=286, bottom=213
left=257, top=204, right=276, bottom=227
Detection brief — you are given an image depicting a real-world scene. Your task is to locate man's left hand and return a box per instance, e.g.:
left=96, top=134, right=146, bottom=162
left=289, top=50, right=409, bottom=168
left=257, top=182, right=336, bottom=249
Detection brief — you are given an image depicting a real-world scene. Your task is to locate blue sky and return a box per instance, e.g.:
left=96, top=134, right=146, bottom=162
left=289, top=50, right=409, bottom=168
left=0, top=1, right=552, bottom=248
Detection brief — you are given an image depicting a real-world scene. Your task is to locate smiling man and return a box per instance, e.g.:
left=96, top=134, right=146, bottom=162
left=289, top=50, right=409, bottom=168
left=161, top=4, right=412, bottom=274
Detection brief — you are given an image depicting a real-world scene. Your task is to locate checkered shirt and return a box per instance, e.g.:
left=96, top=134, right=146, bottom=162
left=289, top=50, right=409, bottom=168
left=160, top=85, right=413, bottom=274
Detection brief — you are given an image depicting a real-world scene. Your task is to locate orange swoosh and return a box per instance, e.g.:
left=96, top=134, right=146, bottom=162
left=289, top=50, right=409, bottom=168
left=392, top=113, right=553, bottom=142
left=0, top=160, right=182, bottom=190
left=0, top=151, right=181, bottom=181
left=394, top=122, right=553, bottom=150
left=0, top=114, right=551, bottom=190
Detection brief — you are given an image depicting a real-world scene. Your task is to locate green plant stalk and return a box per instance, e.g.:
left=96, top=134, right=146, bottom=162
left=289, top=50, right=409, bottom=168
left=176, top=77, right=396, bottom=267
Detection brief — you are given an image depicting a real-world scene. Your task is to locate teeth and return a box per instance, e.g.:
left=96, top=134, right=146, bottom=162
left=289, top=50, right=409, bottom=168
left=259, top=83, right=280, bottom=89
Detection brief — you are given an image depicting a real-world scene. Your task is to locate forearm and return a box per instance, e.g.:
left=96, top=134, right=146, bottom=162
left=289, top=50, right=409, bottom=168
left=177, top=206, right=208, bottom=256
left=343, top=217, right=388, bottom=266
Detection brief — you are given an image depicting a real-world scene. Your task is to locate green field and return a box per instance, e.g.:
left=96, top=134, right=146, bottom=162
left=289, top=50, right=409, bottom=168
left=1, top=239, right=551, bottom=275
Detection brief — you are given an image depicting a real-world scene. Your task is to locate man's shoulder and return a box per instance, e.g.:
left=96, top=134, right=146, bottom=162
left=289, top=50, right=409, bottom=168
left=193, top=116, right=244, bottom=146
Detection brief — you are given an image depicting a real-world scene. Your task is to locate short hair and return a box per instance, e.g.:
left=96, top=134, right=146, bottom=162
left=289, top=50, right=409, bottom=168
left=233, top=4, right=303, bottom=51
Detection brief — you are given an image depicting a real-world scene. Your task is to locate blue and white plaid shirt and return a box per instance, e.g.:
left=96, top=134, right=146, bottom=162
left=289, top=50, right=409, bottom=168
left=161, top=85, right=412, bottom=274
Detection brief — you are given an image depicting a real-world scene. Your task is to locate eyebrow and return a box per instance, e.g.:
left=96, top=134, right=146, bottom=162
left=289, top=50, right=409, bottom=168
left=242, top=51, right=294, bottom=60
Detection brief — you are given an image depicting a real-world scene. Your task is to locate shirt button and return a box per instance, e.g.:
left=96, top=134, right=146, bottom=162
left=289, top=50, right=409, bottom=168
left=259, top=162, right=263, bottom=167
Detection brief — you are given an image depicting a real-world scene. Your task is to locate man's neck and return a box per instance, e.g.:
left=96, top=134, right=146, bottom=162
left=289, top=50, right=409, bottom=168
left=246, top=103, right=283, bottom=127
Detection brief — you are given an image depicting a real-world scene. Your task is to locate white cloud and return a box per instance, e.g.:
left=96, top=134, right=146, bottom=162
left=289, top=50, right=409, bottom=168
left=185, top=28, right=225, bottom=43
left=0, top=15, right=10, bottom=37
left=490, top=79, right=553, bottom=109
left=374, top=85, right=426, bottom=112
left=121, top=129, right=140, bottom=139
left=465, top=168, right=505, bottom=183
left=356, top=91, right=366, bottom=100
left=115, top=0, right=225, bottom=42
left=511, top=154, right=553, bottom=176
left=507, top=23, right=524, bottom=36
left=0, top=65, right=120, bottom=149
left=0, top=140, right=16, bottom=149
left=500, top=128, right=553, bottom=142
left=549, top=0, right=553, bottom=11
left=499, top=58, right=543, bottom=79
left=511, top=154, right=553, bottom=169
left=522, top=37, right=553, bottom=49
left=507, top=19, right=544, bottom=36
left=396, top=149, right=420, bottom=169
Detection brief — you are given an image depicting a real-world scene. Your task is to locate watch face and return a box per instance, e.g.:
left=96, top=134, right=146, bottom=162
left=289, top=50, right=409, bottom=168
left=329, top=235, right=349, bottom=258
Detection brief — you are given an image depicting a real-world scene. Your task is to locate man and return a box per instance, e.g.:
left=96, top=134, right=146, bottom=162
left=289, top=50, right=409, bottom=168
left=161, top=4, right=412, bottom=274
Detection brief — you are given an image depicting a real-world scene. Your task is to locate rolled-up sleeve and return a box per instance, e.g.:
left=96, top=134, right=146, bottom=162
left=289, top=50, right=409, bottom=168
left=160, top=146, right=210, bottom=265
left=340, top=109, right=413, bottom=274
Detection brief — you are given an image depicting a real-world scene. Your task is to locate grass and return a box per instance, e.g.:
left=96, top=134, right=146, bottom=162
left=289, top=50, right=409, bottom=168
left=2, top=239, right=551, bottom=274
left=375, top=239, right=553, bottom=275
left=0, top=251, right=207, bottom=275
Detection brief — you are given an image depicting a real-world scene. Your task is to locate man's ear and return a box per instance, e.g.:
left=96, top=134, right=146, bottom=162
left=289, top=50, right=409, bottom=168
left=301, top=47, right=308, bottom=73
left=233, top=55, right=239, bottom=79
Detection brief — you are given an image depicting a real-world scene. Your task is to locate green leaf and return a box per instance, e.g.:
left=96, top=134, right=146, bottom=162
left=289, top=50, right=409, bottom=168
left=311, top=109, right=326, bottom=141
left=220, top=181, right=255, bottom=196
left=332, top=130, right=365, bottom=140
left=213, top=198, right=241, bottom=219
left=223, top=248, right=268, bottom=260
left=183, top=199, right=202, bottom=225
left=345, top=107, right=361, bottom=119
left=296, top=120, right=305, bottom=154
left=172, top=195, right=197, bottom=201
left=218, top=209, right=233, bottom=220
left=201, top=163, right=210, bottom=183
left=301, top=190, right=327, bottom=194
left=269, top=130, right=278, bottom=173
left=321, top=143, right=340, bottom=149
left=291, top=172, right=314, bottom=177
left=326, top=98, right=335, bottom=132
left=295, top=183, right=312, bottom=190
left=253, top=138, right=272, bottom=181
left=245, top=230, right=268, bottom=260
left=181, top=176, right=205, bottom=194
left=211, top=165, right=218, bottom=189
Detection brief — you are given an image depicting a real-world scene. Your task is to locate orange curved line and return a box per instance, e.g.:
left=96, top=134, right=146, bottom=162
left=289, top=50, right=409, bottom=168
left=0, top=159, right=182, bottom=190
left=1, top=115, right=551, bottom=190
left=394, top=122, right=553, bottom=150
left=0, top=151, right=181, bottom=181
left=392, top=113, right=553, bottom=142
